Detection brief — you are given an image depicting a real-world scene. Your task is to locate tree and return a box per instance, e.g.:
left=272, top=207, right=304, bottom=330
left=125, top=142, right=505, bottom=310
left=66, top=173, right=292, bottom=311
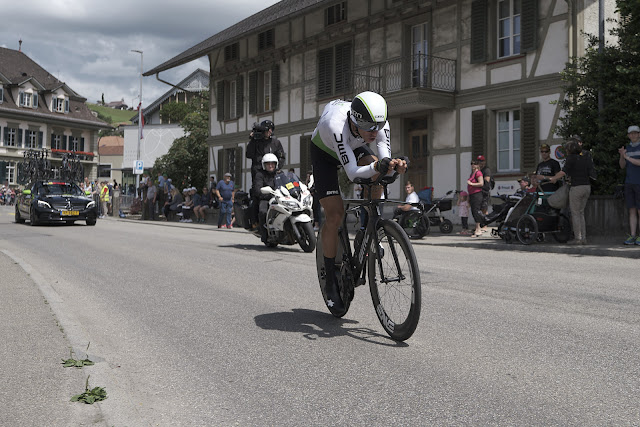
left=153, top=91, right=210, bottom=189
left=159, top=102, right=190, bottom=124
left=555, top=0, right=640, bottom=195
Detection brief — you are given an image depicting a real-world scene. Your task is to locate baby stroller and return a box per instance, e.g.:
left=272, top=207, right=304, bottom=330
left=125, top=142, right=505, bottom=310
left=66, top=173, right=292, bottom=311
left=498, top=190, right=572, bottom=244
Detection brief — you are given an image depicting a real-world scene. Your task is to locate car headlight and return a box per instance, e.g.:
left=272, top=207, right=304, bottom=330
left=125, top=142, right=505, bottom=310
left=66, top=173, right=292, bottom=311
left=37, top=200, right=52, bottom=209
left=86, top=201, right=96, bottom=209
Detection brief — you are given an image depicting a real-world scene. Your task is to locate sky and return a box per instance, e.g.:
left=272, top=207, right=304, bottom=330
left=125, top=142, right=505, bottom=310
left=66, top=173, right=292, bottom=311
left=0, top=0, right=281, bottom=108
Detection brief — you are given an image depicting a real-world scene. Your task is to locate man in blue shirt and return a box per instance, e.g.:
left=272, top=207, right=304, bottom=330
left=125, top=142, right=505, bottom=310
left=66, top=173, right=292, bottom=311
left=619, top=125, right=640, bottom=245
left=216, top=173, right=235, bottom=229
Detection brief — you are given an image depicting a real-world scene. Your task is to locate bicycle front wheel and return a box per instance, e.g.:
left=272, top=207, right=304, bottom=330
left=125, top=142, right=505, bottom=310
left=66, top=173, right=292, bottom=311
left=368, top=219, right=421, bottom=341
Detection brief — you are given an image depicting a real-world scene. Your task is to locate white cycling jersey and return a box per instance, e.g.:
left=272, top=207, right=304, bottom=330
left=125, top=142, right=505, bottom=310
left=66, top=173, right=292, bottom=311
left=311, top=99, right=391, bottom=180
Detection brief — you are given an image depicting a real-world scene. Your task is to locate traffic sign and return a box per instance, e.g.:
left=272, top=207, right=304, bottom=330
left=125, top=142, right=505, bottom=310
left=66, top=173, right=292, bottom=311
left=134, top=160, right=144, bottom=175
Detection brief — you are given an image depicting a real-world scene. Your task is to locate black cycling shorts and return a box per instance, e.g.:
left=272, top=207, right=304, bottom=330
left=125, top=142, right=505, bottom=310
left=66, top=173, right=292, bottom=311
left=310, top=142, right=375, bottom=200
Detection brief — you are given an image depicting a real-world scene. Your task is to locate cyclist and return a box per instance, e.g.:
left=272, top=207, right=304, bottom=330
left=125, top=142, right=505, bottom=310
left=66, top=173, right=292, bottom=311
left=310, top=91, right=407, bottom=311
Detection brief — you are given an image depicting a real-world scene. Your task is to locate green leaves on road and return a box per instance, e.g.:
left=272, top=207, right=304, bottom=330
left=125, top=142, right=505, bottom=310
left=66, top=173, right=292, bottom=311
left=71, top=375, right=107, bottom=404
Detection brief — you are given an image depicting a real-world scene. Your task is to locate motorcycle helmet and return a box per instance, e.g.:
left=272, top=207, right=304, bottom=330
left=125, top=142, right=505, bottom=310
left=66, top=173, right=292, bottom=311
left=260, top=120, right=275, bottom=132
left=262, top=153, right=278, bottom=170
left=349, top=91, right=387, bottom=131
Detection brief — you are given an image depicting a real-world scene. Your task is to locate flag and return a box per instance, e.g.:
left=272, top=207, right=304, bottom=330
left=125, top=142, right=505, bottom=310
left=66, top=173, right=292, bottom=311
left=137, top=102, right=145, bottom=139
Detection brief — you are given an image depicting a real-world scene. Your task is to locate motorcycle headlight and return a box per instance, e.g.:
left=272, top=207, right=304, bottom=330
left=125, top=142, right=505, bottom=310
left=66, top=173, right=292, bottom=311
left=303, top=194, right=313, bottom=207
left=37, top=200, right=52, bottom=209
left=86, top=201, right=96, bottom=209
left=282, top=200, right=299, bottom=210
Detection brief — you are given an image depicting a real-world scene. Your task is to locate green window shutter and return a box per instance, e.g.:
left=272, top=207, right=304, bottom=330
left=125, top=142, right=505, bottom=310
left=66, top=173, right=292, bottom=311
left=248, top=71, right=258, bottom=114
left=63, top=135, right=68, bottom=150
left=521, top=102, right=538, bottom=171
left=521, top=0, right=538, bottom=53
left=335, top=42, right=352, bottom=94
left=18, top=129, right=23, bottom=148
left=80, top=137, right=85, bottom=152
left=271, top=65, right=280, bottom=111
left=470, top=0, right=488, bottom=64
left=38, top=132, right=43, bottom=148
left=318, top=47, right=334, bottom=97
left=216, top=80, right=225, bottom=122
left=300, top=135, right=312, bottom=178
left=217, top=149, right=224, bottom=182
left=0, top=161, right=6, bottom=183
left=236, top=74, right=244, bottom=118
left=471, top=109, right=486, bottom=159
left=33, top=93, right=39, bottom=108
left=234, top=147, right=243, bottom=188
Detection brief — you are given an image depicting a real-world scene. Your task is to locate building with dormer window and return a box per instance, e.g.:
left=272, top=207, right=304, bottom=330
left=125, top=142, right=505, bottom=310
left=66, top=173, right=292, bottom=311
left=143, top=0, right=616, bottom=200
left=0, top=46, right=110, bottom=187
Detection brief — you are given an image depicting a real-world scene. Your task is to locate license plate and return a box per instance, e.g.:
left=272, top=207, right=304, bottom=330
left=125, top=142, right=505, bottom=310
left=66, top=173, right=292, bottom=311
left=60, top=210, right=79, bottom=216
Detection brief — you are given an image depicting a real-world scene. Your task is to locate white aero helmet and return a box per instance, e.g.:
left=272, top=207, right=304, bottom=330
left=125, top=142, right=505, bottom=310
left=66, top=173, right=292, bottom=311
left=262, top=153, right=278, bottom=169
left=349, top=91, right=387, bottom=131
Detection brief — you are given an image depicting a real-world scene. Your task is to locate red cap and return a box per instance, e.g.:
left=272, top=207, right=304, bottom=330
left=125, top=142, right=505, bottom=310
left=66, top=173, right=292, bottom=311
left=477, top=155, right=486, bottom=161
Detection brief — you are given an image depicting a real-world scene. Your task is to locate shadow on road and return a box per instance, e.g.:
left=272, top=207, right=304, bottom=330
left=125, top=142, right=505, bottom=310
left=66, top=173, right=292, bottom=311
left=254, top=308, right=408, bottom=347
left=219, top=243, right=305, bottom=253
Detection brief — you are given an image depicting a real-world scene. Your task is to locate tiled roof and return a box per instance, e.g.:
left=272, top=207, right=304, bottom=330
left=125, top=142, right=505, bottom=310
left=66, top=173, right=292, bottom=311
left=98, top=136, right=124, bottom=147
left=99, top=145, right=124, bottom=156
left=144, top=0, right=327, bottom=76
left=0, top=47, right=109, bottom=128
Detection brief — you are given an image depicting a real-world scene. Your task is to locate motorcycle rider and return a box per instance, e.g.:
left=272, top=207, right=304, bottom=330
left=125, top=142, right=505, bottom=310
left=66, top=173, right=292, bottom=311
left=252, top=153, right=286, bottom=243
left=247, top=120, right=286, bottom=228
left=310, top=91, right=407, bottom=312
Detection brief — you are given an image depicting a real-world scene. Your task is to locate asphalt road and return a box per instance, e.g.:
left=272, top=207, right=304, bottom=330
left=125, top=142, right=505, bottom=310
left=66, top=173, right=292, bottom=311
left=1, top=206, right=638, bottom=426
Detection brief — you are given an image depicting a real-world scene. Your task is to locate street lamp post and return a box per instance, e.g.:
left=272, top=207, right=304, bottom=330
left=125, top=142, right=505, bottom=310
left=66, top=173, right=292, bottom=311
left=131, top=49, right=143, bottom=192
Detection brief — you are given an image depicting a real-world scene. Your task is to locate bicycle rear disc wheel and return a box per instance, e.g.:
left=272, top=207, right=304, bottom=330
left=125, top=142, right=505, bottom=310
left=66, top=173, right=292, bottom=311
left=368, top=219, right=421, bottom=341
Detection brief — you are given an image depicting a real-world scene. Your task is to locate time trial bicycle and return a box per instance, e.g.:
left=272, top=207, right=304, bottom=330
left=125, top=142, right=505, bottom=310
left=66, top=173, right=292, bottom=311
left=315, top=173, right=421, bottom=341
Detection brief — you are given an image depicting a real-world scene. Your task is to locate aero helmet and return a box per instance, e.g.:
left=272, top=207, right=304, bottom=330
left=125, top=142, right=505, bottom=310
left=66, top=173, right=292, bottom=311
left=262, top=153, right=278, bottom=169
left=260, top=120, right=275, bottom=132
left=349, top=91, right=387, bottom=131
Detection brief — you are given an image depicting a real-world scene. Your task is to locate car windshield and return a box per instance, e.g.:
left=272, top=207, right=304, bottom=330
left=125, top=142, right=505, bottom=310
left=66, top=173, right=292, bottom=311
left=38, top=183, right=84, bottom=196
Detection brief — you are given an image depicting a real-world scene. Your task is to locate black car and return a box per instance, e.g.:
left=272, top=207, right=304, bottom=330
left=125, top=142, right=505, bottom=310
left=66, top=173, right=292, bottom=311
left=15, top=181, right=97, bottom=226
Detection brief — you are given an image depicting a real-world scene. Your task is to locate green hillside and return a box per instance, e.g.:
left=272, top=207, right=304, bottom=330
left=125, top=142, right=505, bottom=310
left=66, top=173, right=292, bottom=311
left=87, top=103, right=136, bottom=125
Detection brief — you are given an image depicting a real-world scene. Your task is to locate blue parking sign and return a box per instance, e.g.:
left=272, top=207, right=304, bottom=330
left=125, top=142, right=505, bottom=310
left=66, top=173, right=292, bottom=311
left=134, top=160, right=144, bottom=175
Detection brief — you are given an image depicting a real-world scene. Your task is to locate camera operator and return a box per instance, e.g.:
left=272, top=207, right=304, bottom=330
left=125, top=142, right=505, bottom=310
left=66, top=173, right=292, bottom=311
left=246, top=120, right=285, bottom=228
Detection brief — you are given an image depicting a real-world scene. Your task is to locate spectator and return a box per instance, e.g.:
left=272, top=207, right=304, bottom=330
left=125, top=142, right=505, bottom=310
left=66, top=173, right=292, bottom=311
left=287, top=168, right=299, bottom=182
left=457, top=191, right=470, bottom=235
left=536, top=143, right=562, bottom=192
left=394, top=181, right=420, bottom=217
left=216, top=173, right=235, bottom=229
left=467, top=160, right=484, bottom=237
left=163, top=187, right=183, bottom=220
left=208, top=174, right=217, bottom=192
left=193, top=186, right=210, bottom=223
left=618, top=124, right=640, bottom=245
left=156, top=174, right=165, bottom=215
left=99, top=181, right=109, bottom=218
left=180, top=188, right=194, bottom=223
left=146, top=179, right=157, bottom=221
left=515, top=175, right=532, bottom=197
left=477, top=155, right=492, bottom=230
left=83, top=177, right=92, bottom=196
left=550, top=137, right=595, bottom=245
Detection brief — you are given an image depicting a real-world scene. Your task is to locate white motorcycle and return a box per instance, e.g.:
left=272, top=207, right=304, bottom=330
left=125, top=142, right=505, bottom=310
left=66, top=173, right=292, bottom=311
left=259, top=178, right=316, bottom=252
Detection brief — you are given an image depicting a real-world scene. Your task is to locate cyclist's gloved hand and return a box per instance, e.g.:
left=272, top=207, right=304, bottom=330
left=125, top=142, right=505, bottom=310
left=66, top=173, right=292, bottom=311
left=375, top=157, right=392, bottom=174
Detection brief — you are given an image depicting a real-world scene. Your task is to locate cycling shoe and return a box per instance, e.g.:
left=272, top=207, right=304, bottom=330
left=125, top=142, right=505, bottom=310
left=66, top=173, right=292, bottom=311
left=324, top=271, right=345, bottom=313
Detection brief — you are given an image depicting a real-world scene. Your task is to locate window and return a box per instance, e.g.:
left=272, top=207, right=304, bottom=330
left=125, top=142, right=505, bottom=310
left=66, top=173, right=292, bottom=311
left=498, top=0, right=521, bottom=58
left=69, top=136, right=84, bottom=151
left=98, top=164, right=112, bottom=178
left=325, top=2, right=346, bottom=26
left=224, top=43, right=239, bottom=62
left=53, top=96, right=70, bottom=113
left=19, top=90, right=38, bottom=108
left=3, top=127, right=18, bottom=147
left=258, top=29, right=274, bottom=50
left=51, top=134, right=65, bottom=150
left=248, top=66, right=280, bottom=114
left=6, top=161, right=16, bottom=184
left=0, top=86, right=3, bottom=104
left=318, top=42, right=352, bottom=97
left=26, top=130, right=38, bottom=149
left=470, top=0, right=537, bottom=64
left=216, top=75, right=244, bottom=121
left=411, top=23, right=429, bottom=88
left=217, top=147, right=243, bottom=186
left=497, top=109, right=520, bottom=172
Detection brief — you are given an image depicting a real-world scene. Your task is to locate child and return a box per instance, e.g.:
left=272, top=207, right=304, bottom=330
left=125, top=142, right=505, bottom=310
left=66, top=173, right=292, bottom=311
left=457, top=191, right=470, bottom=235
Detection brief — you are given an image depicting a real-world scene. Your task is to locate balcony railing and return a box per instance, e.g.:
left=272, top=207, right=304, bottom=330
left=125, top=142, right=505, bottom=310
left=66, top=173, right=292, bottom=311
left=350, top=54, right=456, bottom=95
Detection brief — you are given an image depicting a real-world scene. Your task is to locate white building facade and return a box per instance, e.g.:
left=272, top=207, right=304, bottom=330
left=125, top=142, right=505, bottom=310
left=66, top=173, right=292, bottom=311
left=144, top=0, right=617, bottom=205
